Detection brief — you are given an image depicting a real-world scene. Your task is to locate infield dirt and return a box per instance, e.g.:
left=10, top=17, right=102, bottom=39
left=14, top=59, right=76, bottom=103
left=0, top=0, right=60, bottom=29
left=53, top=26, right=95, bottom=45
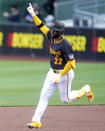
left=0, top=106, right=105, bottom=131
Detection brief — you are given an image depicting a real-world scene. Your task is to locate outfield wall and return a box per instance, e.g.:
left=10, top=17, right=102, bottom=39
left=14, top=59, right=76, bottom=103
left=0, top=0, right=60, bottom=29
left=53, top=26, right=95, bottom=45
left=0, top=23, right=105, bottom=61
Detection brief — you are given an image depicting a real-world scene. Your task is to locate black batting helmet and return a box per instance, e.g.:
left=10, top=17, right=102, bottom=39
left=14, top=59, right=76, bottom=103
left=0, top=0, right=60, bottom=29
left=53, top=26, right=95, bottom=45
left=50, top=20, right=65, bottom=33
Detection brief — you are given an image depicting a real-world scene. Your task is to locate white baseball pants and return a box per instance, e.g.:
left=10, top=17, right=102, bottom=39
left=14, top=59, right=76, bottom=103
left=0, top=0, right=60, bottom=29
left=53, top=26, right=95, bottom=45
left=32, top=68, right=80, bottom=123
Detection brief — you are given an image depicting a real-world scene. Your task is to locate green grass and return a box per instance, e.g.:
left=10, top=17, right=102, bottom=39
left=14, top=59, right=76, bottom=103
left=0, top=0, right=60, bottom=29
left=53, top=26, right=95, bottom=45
left=0, top=60, right=105, bottom=106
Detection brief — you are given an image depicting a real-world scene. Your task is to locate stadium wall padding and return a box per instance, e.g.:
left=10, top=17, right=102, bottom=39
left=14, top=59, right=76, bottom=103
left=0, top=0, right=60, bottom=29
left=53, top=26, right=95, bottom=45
left=0, top=24, right=105, bottom=61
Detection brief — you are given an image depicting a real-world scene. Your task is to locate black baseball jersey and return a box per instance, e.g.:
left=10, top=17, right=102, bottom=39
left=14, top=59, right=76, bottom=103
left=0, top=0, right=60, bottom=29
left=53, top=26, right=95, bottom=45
left=47, top=31, right=74, bottom=70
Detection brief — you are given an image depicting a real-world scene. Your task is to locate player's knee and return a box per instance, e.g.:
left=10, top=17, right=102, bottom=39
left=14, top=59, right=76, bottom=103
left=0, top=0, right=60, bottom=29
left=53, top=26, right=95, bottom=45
left=61, top=98, right=69, bottom=103
left=61, top=97, right=73, bottom=103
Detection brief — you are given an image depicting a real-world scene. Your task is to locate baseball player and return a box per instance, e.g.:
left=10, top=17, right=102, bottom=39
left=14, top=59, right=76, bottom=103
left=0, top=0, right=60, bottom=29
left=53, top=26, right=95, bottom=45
left=27, top=3, right=94, bottom=128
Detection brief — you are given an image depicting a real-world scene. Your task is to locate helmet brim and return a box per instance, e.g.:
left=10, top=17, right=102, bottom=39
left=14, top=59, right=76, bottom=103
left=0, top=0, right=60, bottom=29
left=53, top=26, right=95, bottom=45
left=50, top=26, right=60, bottom=32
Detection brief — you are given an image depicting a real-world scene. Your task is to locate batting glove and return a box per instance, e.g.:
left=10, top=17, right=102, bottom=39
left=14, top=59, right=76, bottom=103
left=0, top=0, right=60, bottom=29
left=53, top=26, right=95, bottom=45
left=54, top=74, right=62, bottom=83
left=27, top=3, right=35, bottom=16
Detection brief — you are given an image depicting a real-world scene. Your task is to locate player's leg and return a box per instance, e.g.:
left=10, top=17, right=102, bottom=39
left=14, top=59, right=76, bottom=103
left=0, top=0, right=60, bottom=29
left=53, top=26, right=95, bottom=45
left=58, top=69, right=94, bottom=103
left=67, top=69, right=94, bottom=102
left=68, top=84, right=94, bottom=102
left=77, top=84, right=94, bottom=102
left=57, top=68, right=74, bottom=103
left=27, top=69, right=56, bottom=128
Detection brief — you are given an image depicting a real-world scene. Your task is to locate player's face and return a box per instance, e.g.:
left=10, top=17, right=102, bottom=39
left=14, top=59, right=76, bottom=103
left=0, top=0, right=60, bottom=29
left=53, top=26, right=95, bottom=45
left=51, top=30, right=57, bottom=36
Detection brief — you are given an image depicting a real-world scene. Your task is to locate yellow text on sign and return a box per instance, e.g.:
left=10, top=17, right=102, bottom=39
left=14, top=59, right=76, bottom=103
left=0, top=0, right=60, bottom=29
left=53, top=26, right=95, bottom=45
left=64, top=35, right=86, bottom=51
left=12, top=33, right=44, bottom=49
left=0, top=32, right=3, bottom=47
left=97, top=37, right=105, bottom=53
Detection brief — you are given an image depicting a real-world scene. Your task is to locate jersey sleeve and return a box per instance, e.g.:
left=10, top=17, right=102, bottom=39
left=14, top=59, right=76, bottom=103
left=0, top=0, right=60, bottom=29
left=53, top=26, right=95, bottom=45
left=32, top=15, right=50, bottom=36
left=60, top=39, right=75, bottom=76
left=60, top=59, right=75, bottom=76
left=61, top=39, right=75, bottom=61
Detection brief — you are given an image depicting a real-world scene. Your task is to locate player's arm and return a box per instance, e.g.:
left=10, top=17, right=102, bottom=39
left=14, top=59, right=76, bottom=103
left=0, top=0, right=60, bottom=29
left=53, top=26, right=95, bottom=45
left=27, top=3, right=49, bottom=36
left=60, top=59, right=75, bottom=76
left=60, top=42, right=76, bottom=76
left=54, top=59, right=75, bottom=83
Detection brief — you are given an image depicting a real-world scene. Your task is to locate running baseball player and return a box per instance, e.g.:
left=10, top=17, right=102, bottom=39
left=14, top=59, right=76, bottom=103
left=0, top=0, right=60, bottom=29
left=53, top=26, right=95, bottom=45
left=27, top=3, right=94, bottom=128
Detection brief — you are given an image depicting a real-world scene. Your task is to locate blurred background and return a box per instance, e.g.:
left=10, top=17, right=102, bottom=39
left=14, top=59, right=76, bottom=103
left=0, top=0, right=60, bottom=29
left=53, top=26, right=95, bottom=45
left=0, top=0, right=105, bottom=106
left=0, top=0, right=105, bottom=60
left=1, top=0, right=105, bottom=27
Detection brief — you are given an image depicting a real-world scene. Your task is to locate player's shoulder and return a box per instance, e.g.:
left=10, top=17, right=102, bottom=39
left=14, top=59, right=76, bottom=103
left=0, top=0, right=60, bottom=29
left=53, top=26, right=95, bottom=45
left=63, top=38, right=72, bottom=47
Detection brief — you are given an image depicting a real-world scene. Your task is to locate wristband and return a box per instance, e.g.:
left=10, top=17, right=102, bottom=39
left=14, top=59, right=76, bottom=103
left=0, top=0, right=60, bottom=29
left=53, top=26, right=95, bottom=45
left=37, top=22, right=44, bottom=28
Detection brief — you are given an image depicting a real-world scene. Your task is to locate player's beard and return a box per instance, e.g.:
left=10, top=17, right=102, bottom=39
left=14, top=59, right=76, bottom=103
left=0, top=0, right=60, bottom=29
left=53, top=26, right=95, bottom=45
left=53, top=32, right=62, bottom=39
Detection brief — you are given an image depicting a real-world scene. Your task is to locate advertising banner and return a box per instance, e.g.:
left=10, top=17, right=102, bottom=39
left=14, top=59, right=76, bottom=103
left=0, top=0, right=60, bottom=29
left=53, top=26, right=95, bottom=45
left=0, top=24, right=105, bottom=61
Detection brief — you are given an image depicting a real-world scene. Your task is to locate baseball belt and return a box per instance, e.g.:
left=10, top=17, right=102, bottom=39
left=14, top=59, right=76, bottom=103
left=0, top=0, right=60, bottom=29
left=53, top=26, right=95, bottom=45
left=53, top=69, right=59, bottom=73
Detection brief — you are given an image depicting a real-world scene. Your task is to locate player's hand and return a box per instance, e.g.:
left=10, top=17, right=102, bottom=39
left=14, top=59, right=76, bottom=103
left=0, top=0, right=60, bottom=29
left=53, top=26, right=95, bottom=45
left=54, top=74, right=61, bottom=83
left=27, top=3, right=35, bottom=16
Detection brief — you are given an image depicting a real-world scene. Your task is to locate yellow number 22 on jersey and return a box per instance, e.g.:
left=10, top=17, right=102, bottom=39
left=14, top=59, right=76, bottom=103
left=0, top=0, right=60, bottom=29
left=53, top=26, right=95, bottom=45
left=54, top=55, right=62, bottom=65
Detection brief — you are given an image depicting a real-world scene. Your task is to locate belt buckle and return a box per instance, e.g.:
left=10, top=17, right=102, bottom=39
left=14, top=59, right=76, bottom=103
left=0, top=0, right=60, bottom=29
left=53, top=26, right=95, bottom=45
left=53, top=69, right=58, bottom=73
